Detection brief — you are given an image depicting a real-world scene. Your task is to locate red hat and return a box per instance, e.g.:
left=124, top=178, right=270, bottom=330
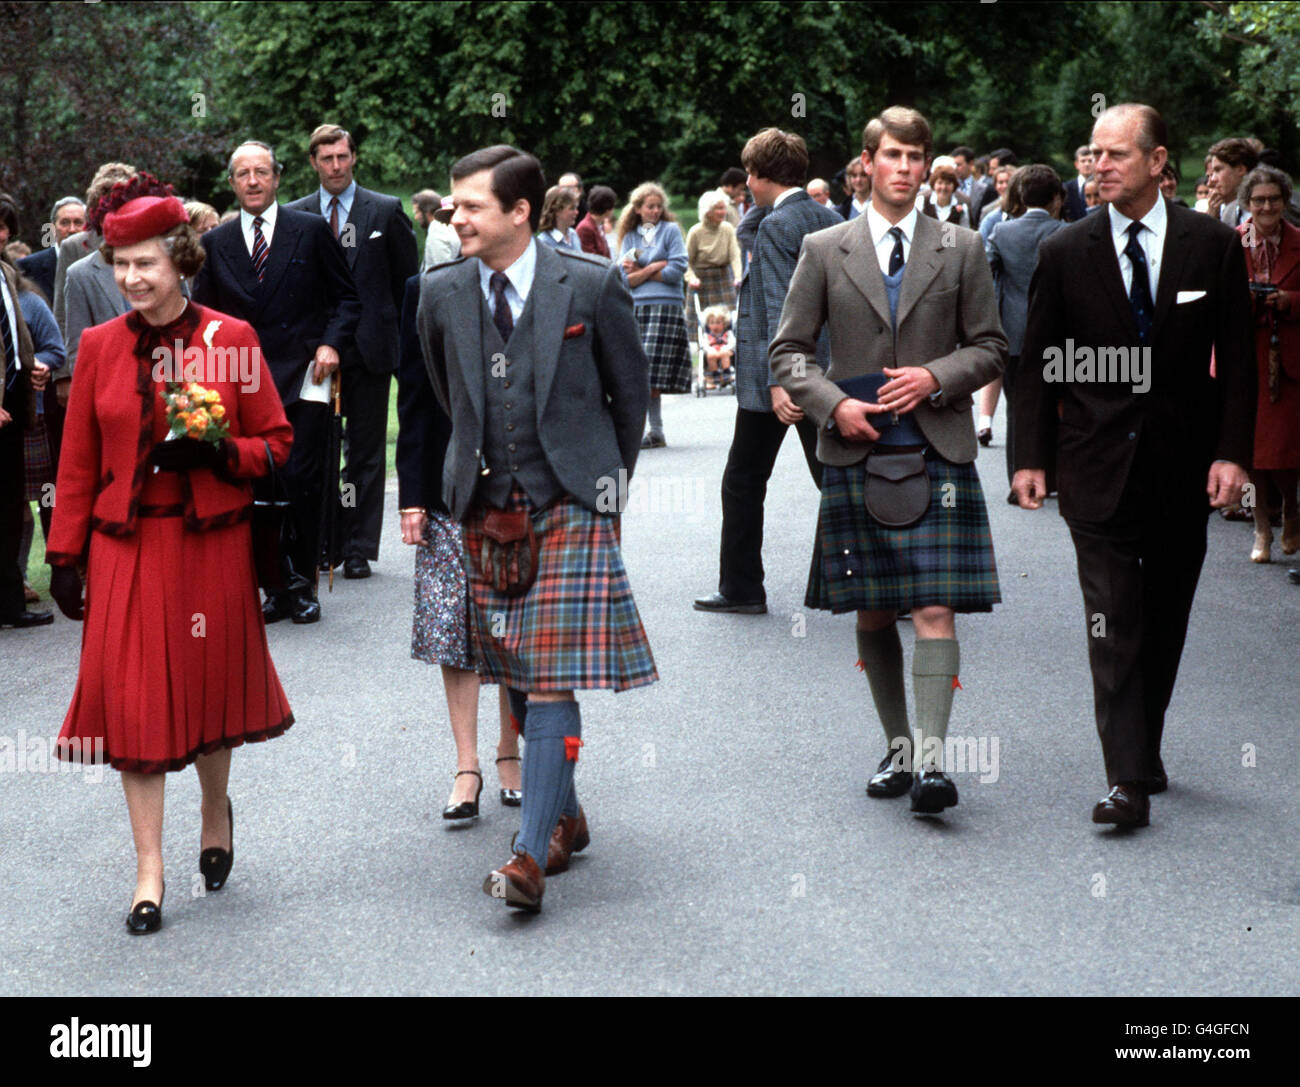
left=102, top=195, right=188, bottom=247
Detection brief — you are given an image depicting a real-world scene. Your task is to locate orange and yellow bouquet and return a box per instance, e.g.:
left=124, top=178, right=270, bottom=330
left=161, top=382, right=231, bottom=444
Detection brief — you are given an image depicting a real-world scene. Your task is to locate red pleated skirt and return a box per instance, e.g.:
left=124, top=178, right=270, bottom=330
left=56, top=510, right=294, bottom=774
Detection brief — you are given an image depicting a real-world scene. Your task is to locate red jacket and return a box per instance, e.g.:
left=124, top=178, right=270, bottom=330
left=46, top=303, right=293, bottom=566
left=575, top=213, right=610, bottom=259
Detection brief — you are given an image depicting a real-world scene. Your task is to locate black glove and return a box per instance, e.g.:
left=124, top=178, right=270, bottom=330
left=49, top=566, right=84, bottom=621
left=149, top=437, right=227, bottom=473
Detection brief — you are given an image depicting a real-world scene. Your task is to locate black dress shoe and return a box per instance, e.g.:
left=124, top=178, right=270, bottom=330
left=1091, top=782, right=1149, bottom=827
left=262, top=593, right=293, bottom=624
left=125, top=883, right=165, bottom=935
left=291, top=590, right=321, bottom=624
left=910, top=770, right=959, bottom=813
left=443, top=769, right=483, bottom=820
left=199, top=797, right=234, bottom=891
left=866, top=753, right=913, bottom=798
left=692, top=592, right=767, bottom=614
left=343, top=557, right=371, bottom=579
left=0, top=610, right=54, bottom=628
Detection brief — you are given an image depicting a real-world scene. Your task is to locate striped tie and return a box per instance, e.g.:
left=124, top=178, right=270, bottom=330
left=251, top=215, right=269, bottom=281
left=2, top=287, right=18, bottom=392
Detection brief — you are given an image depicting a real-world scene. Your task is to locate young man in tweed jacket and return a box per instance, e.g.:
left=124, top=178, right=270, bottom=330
left=771, top=107, right=1007, bottom=815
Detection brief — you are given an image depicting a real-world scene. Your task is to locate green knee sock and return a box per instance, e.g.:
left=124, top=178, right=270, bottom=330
left=912, top=637, right=960, bottom=771
left=856, top=625, right=910, bottom=756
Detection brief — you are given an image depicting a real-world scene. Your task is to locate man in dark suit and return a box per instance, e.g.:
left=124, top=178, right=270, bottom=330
left=17, top=197, right=85, bottom=303
left=286, top=124, right=418, bottom=581
left=1061, top=144, right=1095, bottom=223
left=417, top=145, right=655, bottom=912
left=192, top=140, right=361, bottom=624
left=694, top=127, right=841, bottom=614
left=970, top=148, right=1016, bottom=226
left=1013, top=103, right=1255, bottom=828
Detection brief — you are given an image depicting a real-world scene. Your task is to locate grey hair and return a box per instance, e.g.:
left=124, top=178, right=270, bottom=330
left=50, top=195, right=85, bottom=222
left=1238, top=165, right=1293, bottom=210
left=227, top=140, right=283, bottom=177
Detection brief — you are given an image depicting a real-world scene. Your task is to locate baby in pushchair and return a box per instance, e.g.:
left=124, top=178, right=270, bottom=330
left=699, top=304, right=736, bottom=390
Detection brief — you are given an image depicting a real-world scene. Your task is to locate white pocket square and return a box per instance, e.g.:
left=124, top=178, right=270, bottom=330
left=1176, top=290, right=1206, bottom=303
left=369, top=230, right=383, bottom=239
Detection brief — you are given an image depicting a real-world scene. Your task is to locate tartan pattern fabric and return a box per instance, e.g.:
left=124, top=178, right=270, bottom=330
left=693, top=264, right=736, bottom=311
left=806, top=453, right=1002, bottom=614
left=635, top=303, right=692, bottom=393
left=461, top=488, right=658, bottom=692
left=22, top=417, right=54, bottom=500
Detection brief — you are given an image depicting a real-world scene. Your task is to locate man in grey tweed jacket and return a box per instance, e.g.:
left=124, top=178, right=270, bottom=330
left=695, top=127, right=841, bottom=614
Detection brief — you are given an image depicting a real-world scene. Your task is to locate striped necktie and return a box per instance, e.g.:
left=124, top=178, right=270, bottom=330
left=2, top=285, right=18, bottom=392
left=251, top=215, right=269, bottom=281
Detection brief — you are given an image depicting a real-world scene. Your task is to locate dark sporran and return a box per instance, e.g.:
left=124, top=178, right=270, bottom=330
left=476, top=508, right=539, bottom=597
left=864, top=449, right=931, bottom=528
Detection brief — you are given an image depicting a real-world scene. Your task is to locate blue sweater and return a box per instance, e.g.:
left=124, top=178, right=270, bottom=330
left=618, top=221, right=688, bottom=307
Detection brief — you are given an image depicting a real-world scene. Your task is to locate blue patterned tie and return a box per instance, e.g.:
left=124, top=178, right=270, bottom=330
left=1124, top=221, right=1153, bottom=344
left=2, top=289, right=17, bottom=393
left=490, top=271, right=513, bottom=343
left=887, top=226, right=905, bottom=275
left=251, top=215, right=269, bottom=282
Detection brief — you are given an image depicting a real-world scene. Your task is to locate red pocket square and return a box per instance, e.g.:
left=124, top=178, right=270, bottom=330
left=563, top=323, right=586, bottom=340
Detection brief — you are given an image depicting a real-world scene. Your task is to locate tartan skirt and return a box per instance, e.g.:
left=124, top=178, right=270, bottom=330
left=461, top=488, right=659, bottom=693
left=694, top=264, right=736, bottom=311
left=635, top=303, right=692, bottom=393
left=23, top=419, right=54, bottom=501
left=806, top=452, right=1001, bottom=614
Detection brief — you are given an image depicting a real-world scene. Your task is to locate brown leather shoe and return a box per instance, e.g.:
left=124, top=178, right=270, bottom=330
left=545, top=808, right=590, bottom=875
left=1091, top=782, right=1150, bottom=827
left=483, top=850, right=544, bottom=911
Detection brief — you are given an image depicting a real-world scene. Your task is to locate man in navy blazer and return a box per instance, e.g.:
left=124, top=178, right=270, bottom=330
left=1061, top=144, right=1095, bottom=223
left=286, top=124, right=418, bottom=580
left=695, top=128, right=841, bottom=614
left=192, top=140, right=361, bottom=624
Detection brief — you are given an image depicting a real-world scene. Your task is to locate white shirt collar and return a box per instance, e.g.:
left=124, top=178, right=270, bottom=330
left=477, top=237, right=538, bottom=314
left=866, top=203, right=919, bottom=248
left=1107, top=193, right=1166, bottom=244
left=240, top=201, right=278, bottom=231
left=772, top=186, right=799, bottom=209
left=852, top=195, right=870, bottom=214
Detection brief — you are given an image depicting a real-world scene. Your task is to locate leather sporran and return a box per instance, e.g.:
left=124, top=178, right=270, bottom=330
left=250, top=439, right=290, bottom=590
left=477, top=508, right=539, bottom=597
left=864, top=450, right=931, bottom=528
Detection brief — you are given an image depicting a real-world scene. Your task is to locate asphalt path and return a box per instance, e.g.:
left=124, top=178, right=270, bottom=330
left=2, top=390, right=1297, bottom=996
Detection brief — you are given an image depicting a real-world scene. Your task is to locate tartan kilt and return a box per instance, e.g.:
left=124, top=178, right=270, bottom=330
left=461, top=488, right=658, bottom=693
left=806, top=452, right=1001, bottom=614
left=22, top=419, right=54, bottom=501
left=635, top=303, right=692, bottom=393
left=693, top=264, right=736, bottom=311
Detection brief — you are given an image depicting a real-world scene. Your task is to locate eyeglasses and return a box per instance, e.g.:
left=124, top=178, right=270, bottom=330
left=1248, top=194, right=1285, bottom=207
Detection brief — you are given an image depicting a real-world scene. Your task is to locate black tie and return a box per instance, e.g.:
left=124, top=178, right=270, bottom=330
left=1124, top=221, right=1153, bottom=344
left=887, top=226, right=905, bottom=275
left=2, top=289, right=18, bottom=393
left=490, top=271, right=514, bottom=343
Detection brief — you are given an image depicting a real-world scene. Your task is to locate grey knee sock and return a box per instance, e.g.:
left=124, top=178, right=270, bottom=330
left=515, top=701, right=582, bottom=864
left=912, top=638, right=960, bottom=771
left=647, top=394, right=663, bottom=435
left=856, top=625, right=911, bottom=760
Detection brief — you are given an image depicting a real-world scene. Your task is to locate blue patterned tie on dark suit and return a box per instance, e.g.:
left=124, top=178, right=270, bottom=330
left=1125, top=221, right=1153, bottom=344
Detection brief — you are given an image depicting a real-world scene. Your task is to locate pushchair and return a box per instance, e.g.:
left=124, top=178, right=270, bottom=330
left=688, top=286, right=738, bottom=397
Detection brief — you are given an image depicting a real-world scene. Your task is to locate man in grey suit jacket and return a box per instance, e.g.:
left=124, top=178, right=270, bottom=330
left=416, top=145, right=655, bottom=913
left=985, top=163, right=1067, bottom=489
left=771, top=106, right=1007, bottom=816
left=694, top=128, right=841, bottom=615
left=286, top=124, right=419, bottom=579
left=62, top=245, right=129, bottom=377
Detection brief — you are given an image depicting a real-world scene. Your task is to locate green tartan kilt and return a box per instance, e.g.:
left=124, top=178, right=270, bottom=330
left=806, top=452, right=1002, bottom=614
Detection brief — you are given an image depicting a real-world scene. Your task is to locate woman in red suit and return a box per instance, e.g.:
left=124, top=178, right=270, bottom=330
left=1236, top=166, right=1300, bottom=564
left=46, top=175, right=294, bottom=933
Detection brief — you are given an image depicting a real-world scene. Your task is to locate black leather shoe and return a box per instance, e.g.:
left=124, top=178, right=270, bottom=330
left=692, top=592, right=767, bottom=614
left=0, top=610, right=54, bottom=628
left=291, top=590, right=321, bottom=624
left=443, top=769, right=483, bottom=820
left=1288, top=568, right=1300, bottom=585
left=910, top=770, right=959, bottom=813
left=496, top=755, right=522, bottom=807
left=977, top=427, right=992, bottom=446
left=1091, top=783, right=1149, bottom=827
left=866, top=753, right=913, bottom=798
left=199, top=797, right=234, bottom=891
left=125, top=883, right=165, bottom=934
left=1147, top=759, right=1168, bottom=795
left=343, top=557, right=371, bottom=579
left=262, top=592, right=293, bottom=624
left=640, top=432, right=666, bottom=449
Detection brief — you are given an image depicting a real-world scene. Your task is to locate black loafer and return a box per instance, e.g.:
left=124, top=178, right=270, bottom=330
left=910, top=770, right=959, bottom=813
left=343, top=557, right=371, bottom=579
left=199, top=797, right=234, bottom=891
left=125, top=883, right=165, bottom=935
left=692, top=592, right=766, bottom=614
left=0, top=610, right=54, bottom=628
left=262, top=593, right=293, bottom=624
left=866, top=753, right=913, bottom=798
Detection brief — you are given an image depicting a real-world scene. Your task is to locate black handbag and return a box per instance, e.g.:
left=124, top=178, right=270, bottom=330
left=250, top=440, right=289, bottom=590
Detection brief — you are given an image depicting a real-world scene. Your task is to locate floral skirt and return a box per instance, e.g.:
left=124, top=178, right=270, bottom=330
left=412, top=511, right=475, bottom=669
